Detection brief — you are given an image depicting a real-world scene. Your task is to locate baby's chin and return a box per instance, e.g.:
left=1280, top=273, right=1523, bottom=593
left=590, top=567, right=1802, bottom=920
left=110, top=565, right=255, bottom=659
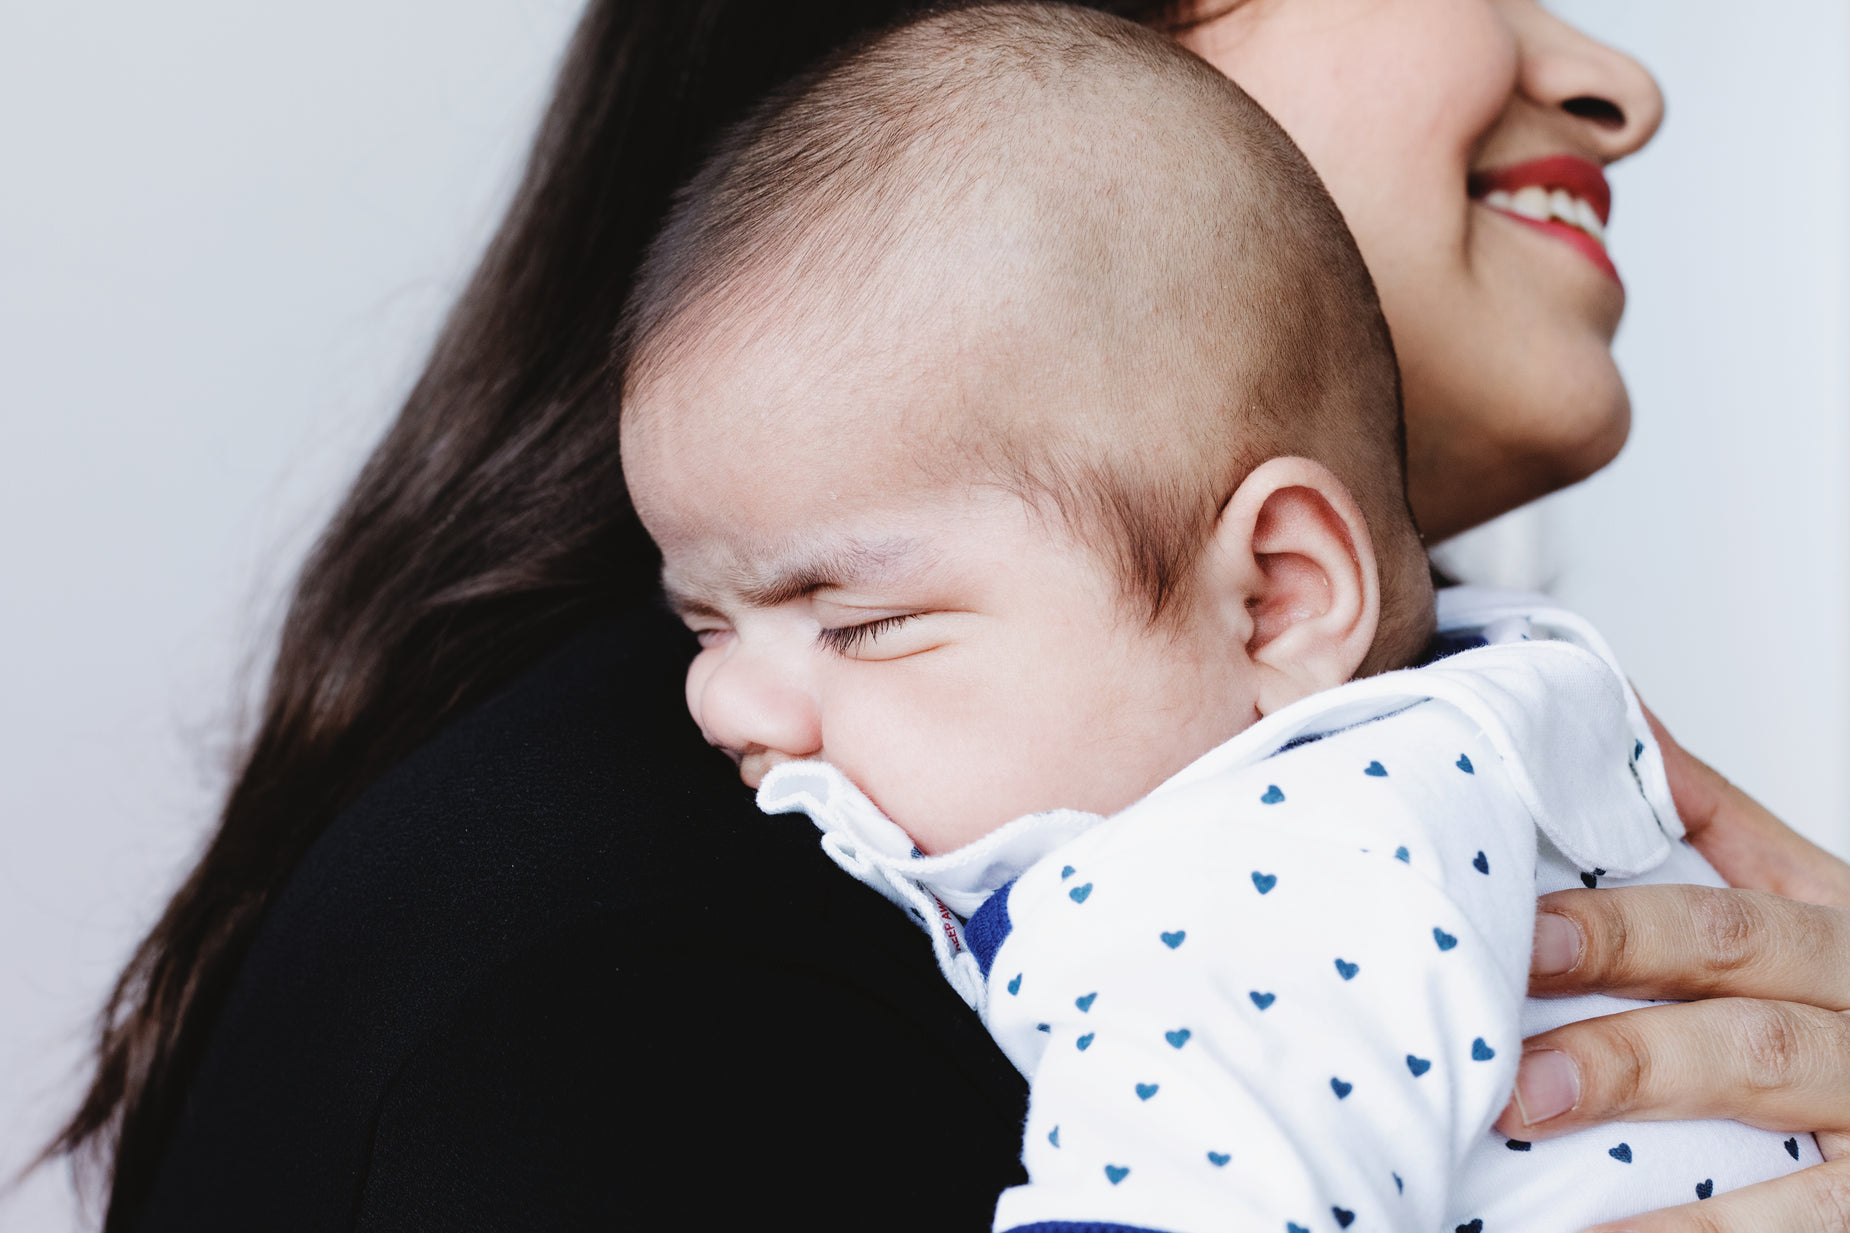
left=888, top=795, right=1037, bottom=857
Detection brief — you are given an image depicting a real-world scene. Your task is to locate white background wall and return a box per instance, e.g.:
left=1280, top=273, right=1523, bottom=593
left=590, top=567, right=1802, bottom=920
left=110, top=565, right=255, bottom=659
left=1442, top=1, right=1850, bottom=855
left=0, top=3, right=584, bottom=1228
left=2, top=3, right=1846, bottom=1230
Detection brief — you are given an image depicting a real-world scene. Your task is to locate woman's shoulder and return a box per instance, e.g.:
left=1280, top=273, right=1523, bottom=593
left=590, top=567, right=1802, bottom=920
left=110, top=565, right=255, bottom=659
left=349, top=878, right=1029, bottom=1227
left=135, top=602, right=1026, bottom=1230
left=262, top=599, right=832, bottom=955
left=292, top=599, right=813, bottom=909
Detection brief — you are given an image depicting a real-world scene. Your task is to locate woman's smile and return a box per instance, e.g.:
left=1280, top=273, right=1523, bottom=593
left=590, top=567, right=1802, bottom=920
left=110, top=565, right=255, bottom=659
left=1181, top=0, right=1663, bottom=537
left=1471, top=154, right=1618, bottom=283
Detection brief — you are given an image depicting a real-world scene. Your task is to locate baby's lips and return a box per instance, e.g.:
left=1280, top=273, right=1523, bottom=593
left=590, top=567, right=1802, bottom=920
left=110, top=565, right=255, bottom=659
left=738, top=746, right=792, bottom=788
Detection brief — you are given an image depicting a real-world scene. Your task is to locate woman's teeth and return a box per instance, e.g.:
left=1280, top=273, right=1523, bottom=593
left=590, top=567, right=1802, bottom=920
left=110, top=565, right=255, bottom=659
left=1483, top=186, right=1606, bottom=244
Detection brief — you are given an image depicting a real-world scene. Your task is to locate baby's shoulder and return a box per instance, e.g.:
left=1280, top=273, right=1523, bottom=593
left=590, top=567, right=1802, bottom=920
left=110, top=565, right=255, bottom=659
left=1011, top=696, right=1533, bottom=925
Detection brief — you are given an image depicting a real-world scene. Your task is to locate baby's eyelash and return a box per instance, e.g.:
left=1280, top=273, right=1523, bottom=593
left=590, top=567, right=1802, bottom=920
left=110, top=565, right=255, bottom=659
left=817, top=614, right=919, bottom=655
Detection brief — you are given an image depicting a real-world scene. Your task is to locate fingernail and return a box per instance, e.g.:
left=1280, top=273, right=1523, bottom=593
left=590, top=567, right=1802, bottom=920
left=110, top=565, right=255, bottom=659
left=1532, top=912, right=1582, bottom=976
left=1512, top=1050, right=1580, bottom=1126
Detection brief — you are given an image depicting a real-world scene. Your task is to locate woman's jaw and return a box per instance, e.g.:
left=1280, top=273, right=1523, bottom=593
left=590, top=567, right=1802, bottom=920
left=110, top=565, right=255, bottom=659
left=1180, top=0, right=1663, bottom=539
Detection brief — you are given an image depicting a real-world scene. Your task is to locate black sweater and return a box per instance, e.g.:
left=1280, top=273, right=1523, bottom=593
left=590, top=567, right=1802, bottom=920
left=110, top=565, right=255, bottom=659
left=136, top=602, right=1030, bottom=1230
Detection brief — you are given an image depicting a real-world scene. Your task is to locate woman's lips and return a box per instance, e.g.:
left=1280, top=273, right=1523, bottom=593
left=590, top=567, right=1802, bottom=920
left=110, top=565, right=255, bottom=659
left=1469, top=155, right=1619, bottom=285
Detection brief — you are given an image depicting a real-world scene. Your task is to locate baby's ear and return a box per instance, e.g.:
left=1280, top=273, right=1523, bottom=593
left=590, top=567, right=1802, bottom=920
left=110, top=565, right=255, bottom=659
left=1204, top=457, right=1381, bottom=715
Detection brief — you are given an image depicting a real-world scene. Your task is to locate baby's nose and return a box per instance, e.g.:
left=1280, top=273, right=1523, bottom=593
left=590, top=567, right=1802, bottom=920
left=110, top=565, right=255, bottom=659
left=690, top=645, right=822, bottom=781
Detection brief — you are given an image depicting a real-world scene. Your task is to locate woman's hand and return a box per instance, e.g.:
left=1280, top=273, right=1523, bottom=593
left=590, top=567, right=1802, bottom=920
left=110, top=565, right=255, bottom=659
left=1643, top=705, right=1850, bottom=908
left=1492, top=708, right=1850, bottom=1230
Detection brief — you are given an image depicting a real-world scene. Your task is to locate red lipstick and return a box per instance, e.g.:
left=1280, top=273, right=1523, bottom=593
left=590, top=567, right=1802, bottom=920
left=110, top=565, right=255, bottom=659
left=1469, top=155, right=1618, bottom=284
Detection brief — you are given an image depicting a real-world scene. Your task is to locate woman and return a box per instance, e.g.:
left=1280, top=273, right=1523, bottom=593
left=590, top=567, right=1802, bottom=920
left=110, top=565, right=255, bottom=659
left=50, top=1, right=1850, bottom=1229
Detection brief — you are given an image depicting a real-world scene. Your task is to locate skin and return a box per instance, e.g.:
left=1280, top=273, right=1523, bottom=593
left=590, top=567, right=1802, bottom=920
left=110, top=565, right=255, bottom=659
left=1497, top=723, right=1850, bottom=1231
left=1178, top=1, right=1850, bottom=1227
left=624, top=306, right=1381, bottom=851
left=1183, top=0, right=1662, bottom=540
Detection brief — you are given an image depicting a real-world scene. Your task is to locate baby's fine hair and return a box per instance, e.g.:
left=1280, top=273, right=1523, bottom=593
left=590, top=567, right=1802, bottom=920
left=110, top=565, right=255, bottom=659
left=619, top=2, right=1431, bottom=670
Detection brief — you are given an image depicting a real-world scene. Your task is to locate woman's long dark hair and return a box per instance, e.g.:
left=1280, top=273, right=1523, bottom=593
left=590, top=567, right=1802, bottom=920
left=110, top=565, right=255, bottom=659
left=52, top=1, right=1192, bottom=1227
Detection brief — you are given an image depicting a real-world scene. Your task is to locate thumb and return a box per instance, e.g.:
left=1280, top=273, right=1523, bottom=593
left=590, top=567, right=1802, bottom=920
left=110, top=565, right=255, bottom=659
left=1642, top=700, right=1850, bottom=909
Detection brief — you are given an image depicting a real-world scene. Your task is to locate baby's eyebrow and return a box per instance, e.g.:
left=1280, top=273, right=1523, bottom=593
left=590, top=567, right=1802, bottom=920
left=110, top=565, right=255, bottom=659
left=738, top=537, right=924, bottom=607
left=660, top=585, right=724, bottom=623
left=663, top=537, right=925, bottom=616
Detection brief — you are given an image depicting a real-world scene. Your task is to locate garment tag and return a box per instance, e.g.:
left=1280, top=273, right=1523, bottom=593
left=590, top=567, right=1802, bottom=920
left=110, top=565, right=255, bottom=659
left=930, top=893, right=967, bottom=955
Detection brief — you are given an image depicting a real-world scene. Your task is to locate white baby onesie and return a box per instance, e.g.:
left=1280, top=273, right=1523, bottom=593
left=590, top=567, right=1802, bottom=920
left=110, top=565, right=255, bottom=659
left=758, top=588, right=1821, bottom=1233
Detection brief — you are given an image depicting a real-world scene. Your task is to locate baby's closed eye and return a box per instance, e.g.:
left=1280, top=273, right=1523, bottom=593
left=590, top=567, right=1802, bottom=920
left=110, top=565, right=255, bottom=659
left=687, top=623, right=733, bottom=651
left=817, top=612, right=929, bottom=658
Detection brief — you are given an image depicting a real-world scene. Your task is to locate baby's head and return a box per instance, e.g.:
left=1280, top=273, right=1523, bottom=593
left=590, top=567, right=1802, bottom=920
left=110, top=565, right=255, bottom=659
left=619, top=2, right=1432, bottom=852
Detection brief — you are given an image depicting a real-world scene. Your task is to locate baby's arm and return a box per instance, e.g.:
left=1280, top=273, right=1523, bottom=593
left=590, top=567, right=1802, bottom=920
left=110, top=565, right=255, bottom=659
left=982, top=724, right=1535, bottom=1233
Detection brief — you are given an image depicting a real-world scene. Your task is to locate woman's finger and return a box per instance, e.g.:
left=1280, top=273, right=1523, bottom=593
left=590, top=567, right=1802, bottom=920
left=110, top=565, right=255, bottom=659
left=1530, top=884, right=1850, bottom=1007
left=1491, top=1000, right=1850, bottom=1139
left=1642, top=702, right=1850, bottom=907
left=1577, top=1156, right=1850, bottom=1233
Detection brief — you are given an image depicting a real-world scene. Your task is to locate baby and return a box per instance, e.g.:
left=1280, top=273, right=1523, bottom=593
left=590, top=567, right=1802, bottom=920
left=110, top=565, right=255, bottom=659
left=617, top=5, right=1817, bottom=1232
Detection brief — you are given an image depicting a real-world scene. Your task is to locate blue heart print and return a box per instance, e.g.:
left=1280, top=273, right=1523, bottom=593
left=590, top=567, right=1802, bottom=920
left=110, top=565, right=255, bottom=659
left=1249, top=991, right=1276, bottom=1010
left=1696, top=1179, right=1713, bottom=1200
left=1786, top=1137, right=1801, bottom=1160
left=1289, top=1224, right=1311, bottom=1233
left=1433, top=928, right=1458, bottom=951
left=1252, top=871, right=1278, bottom=894
left=1457, top=1221, right=1483, bottom=1233
left=1075, top=992, right=1097, bottom=1013
left=1136, top=1082, right=1159, bottom=1101
left=1394, top=846, right=1411, bottom=863
left=1330, top=1077, right=1353, bottom=1099
left=1334, top=958, right=1359, bottom=980
left=1364, top=761, right=1388, bottom=777
left=1333, top=1207, right=1355, bottom=1229
left=1048, top=1126, right=1060, bottom=1147
left=1609, top=1143, right=1632, bottom=1164
left=1406, top=1054, right=1431, bottom=1077
left=1471, top=1038, right=1496, bottom=1061
left=1007, top=974, right=1022, bottom=996
left=1261, top=784, right=1286, bottom=804
left=1208, top=1151, right=1231, bottom=1168
left=1105, top=1164, right=1129, bottom=1185
left=1070, top=882, right=1093, bottom=903
left=1506, top=1139, right=1531, bottom=1151
left=1392, top=1174, right=1403, bottom=1194
left=1061, top=865, right=1075, bottom=879
left=1472, top=851, right=1490, bottom=874
left=1634, top=740, right=1644, bottom=760
left=1161, top=930, right=1186, bottom=949
left=1456, top=754, right=1474, bottom=774
left=1166, top=1029, right=1192, bottom=1049
left=1077, top=1033, right=1094, bottom=1051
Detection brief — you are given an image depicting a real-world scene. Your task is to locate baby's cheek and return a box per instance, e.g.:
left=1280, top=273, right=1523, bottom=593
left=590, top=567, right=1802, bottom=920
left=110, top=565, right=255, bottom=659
left=834, top=711, right=1037, bottom=853
left=835, top=647, right=1147, bottom=847
left=937, top=703, right=1117, bottom=825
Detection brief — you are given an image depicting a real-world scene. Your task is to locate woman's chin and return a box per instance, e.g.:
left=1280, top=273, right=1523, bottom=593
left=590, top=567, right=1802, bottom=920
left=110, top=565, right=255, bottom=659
left=1521, top=342, right=1633, bottom=484
left=1405, top=365, right=1631, bottom=538
left=1541, top=383, right=1632, bottom=489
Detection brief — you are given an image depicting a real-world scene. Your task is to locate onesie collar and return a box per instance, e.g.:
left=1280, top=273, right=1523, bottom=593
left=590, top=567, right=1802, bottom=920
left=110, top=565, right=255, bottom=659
left=759, top=588, right=1681, bottom=971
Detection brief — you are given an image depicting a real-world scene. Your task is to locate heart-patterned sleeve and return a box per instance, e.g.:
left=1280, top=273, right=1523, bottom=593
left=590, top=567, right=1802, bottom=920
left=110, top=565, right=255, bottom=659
left=981, top=704, right=1537, bottom=1233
